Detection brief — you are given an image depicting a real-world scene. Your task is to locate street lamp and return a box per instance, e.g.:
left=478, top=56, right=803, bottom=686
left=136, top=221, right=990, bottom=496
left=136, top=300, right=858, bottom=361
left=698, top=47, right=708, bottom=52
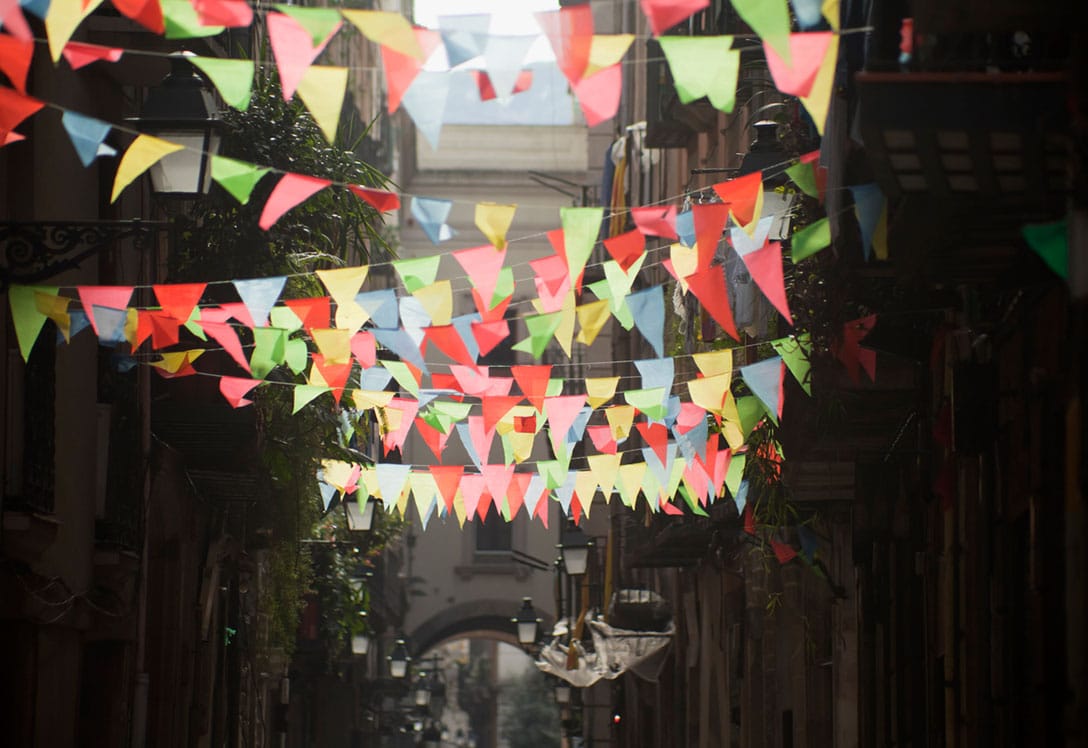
left=414, top=672, right=432, bottom=708
left=513, top=597, right=541, bottom=647
left=388, top=638, right=411, bottom=679
left=559, top=524, right=592, bottom=576
left=130, top=53, right=223, bottom=200
left=344, top=496, right=377, bottom=532
left=351, top=631, right=371, bottom=656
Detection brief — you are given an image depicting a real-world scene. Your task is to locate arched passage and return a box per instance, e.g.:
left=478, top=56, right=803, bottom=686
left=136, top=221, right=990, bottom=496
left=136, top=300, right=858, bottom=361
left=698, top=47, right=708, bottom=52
left=408, top=598, right=555, bottom=658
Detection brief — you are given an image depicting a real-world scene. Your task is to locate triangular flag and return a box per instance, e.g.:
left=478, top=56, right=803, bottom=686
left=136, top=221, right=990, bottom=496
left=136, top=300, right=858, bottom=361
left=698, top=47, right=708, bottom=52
left=585, top=377, right=619, bottom=409
left=763, top=32, right=834, bottom=97
left=1022, top=218, right=1069, bottom=279
left=658, top=36, right=740, bottom=112
left=61, top=111, right=112, bottom=168
left=628, top=286, right=665, bottom=358
left=512, top=311, right=562, bottom=359
left=474, top=203, right=516, bottom=250
left=292, top=383, right=329, bottom=413
left=296, top=65, right=349, bottom=143
left=472, top=319, right=510, bottom=358
left=259, top=173, right=330, bottom=230
left=603, top=229, right=645, bottom=272
left=685, top=264, right=739, bottom=340
left=439, top=12, right=490, bottom=68
left=481, top=33, right=536, bottom=100
left=0, top=35, right=33, bottom=93
left=738, top=240, right=793, bottom=325
left=232, top=277, right=285, bottom=328
left=153, top=282, right=205, bottom=322
left=482, top=395, right=523, bottom=435
left=409, top=471, right=439, bottom=528
left=692, top=202, right=730, bottom=271
left=431, top=465, right=464, bottom=514
left=535, top=5, right=592, bottom=84
left=111, top=134, right=183, bottom=202
left=712, top=172, right=764, bottom=234
left=771, top=333, right=812, bottom=395
left=574, top=299, right=611, bottom=346
left=572, top=63, right=622, bottom=127
left=412, top=196, right=456, bottom=245
left=190, top=56, right=255, bottom=110
left=791, top=217, right=831, bottom=262
left=740, top=356, right=785, bottom=423
left=692, top=349, right=733, bottom=378
left=62, top=41, right=122, bottom=69
left=219, top=376, right=259, bottom=408
left=639, top=0, right=709, bottom=36
left=8, top=285, right=56, bottom=361
left=631, top=205, right=678, bottom=240
left=785, top=151, right=827, bottom=201
left=560, top=206, right=603, bottom=289
left=274, top=4, right=341, bottom=46
left=162, top=0, right=221, bottom=38
left=799, top=34, right=838, bottom=134
left=211, top=155, right=269, bottom=205
left=45, top=0, right=104, bottom=61
left=849, top=183, right=886, bottom=261
left=730, top=0, right=791, bottom=63
left=267, top=10, right=338, bottom=100
left=349, top=185, right=400, bottom=212
left=543, top=395, right=586, bottom=453
left=341, top=9, right=422, bottom=59
left=605, top=404, right=636, bottom=442
left=511, top=365, right=551, bottom=412
left=585, top=33, right=634, bottom=75
left=193, top=0, right=252, bottom=27
left=453, top=244, right=507, bottom=310
left=771, top=539, right=798, bottom=564
left=394, top=255, right=442, bottom=293
left=402, top=70, right=451, bottom=149
left=77, top=286, right=133, bottom=337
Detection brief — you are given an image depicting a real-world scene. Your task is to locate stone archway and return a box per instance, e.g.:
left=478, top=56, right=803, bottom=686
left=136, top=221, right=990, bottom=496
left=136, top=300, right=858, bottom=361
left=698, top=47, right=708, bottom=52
left=408, top=598, right=555, bottom=658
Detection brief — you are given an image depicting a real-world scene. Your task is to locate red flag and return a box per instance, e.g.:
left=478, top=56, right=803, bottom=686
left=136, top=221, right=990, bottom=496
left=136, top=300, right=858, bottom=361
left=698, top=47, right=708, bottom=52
left=285, top=296, right=331, bottom=331
left=431, top=465, right=464, bottom=514
left=692, top=202, right=730, bottom=272
left=349, top=185, right=400, bottom=212
left=62, top=41, right=123, bottom=69
left=153, top=282, right=206, bottom=322
left=511, top=365, right=552, bottom=412
left=685, top=264, right=738, bottom=341
left=193, top=0, right=253, bottom=27
left=259, top=173, right=330, bottom=230
left=603, top=229, right=645, bottom=271
left=0, top=35, right=33, bottom=93
left=630, top=205, right=678, bottom=239
left=638, top=0, right=709, bottom=36
left=535, top=5, right=593, bottom=84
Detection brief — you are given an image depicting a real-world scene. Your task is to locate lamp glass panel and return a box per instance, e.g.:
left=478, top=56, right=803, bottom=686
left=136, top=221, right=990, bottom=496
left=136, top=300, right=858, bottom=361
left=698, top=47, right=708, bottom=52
left=390, top=659, right=408, bottom=678
left=147, top=130, right=219, bottom=195
left=351, top=634, right=369, bottom=655
left=517, top=620, right=538, bottom=645
left=346, top=499, right=374, bottom=531
left=563, top=547, right=588, bottom=575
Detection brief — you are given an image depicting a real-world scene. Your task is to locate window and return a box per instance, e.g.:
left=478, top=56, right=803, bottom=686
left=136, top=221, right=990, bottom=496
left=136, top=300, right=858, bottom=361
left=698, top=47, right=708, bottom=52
left=475, top=507, right=513, bottom=553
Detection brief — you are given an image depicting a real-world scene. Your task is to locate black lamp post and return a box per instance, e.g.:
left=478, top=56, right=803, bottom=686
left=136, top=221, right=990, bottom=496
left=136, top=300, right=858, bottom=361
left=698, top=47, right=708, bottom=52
left=388, top=638, right=411, bottom=679
left=559, top=524, right=592, bottom=576
left=513, top=597, right=542, bottom=648
left=129, top=52, right=223, bottom=200
left=344, top=496, right=377, bottom=532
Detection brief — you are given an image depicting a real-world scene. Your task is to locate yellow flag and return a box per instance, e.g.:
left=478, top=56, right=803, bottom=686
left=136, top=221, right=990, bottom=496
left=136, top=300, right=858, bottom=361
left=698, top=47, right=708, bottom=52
left=474, top=203, right=517, bottom=249
left=413, top=280, right=453, bottom=326
left=311, top=327, right=352, bottom=364
left=151, top=349, right=203, bottom=374
left=395, top=483, right=411, bottom=517
left=316, top=266, right=369, bottom=332
left=341, top=10, right=422, bottom=59
left=691, top=349, right=733, bottom=379
left=605, top=404, right=635, bottom=441
left=575, top=299, right=611, bottom=346
left=321, top=459, right=356, bottom=492
left=352, top=389, right=395, bottom=410
left=34, top=291, right=70, bottom=342
left=585, top=34, right=635, bottom=75
left=46, top=0, right=103, bottom=61
left=111, top=135, right=184, bottom=203
left=409, top=472, right=438, bottom=522
left=800, top=35, right=839, bottom=136
left=587, top=453, right=621, bottom=503
left=297, top=65, right=349, bottom=144
left=822, top=0, right=840, bottom=30
left=670, top=242, right=699, bottom=283
left=617, top=462, right=647, bottom=508
left=509, top=432, right=535, bottom=463
left=687, top=373, right=730, bottom=414
left=585, top=376, right=620, bottom=409
left=534, top=291, right=575, bottom=357
left=721, top=392, right=745, bottom=449
left=453, top=492, right=467, bottom=527
left=575, top=470, right=598, bottom=517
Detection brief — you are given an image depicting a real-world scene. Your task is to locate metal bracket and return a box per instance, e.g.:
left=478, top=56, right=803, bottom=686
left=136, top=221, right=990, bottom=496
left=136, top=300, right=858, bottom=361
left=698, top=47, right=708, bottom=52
left=0, top=219, right=170, bottom=289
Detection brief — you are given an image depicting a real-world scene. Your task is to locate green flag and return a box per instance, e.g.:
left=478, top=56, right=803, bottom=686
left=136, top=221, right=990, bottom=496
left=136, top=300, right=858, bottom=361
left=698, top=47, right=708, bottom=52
left=512, top=311, right=562, bottom=359
left=659, top=36, right=741, bottom=112
left=211, top=156, right=269, bottom=205
left=791, top=218, right=830, bottom=262
left=191, top=57, right=254, bottom=111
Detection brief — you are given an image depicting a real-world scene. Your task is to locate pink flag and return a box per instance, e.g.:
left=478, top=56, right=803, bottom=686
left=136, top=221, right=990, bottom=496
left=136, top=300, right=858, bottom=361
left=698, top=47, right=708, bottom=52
left=573, top=64, right=622, bottom=127
left=62, top=42, right=123, bottom=69
left=472, top=319, right=510, bottom=357
left=453, top=244, right=507, bottom=312
left=639, top=0, right=709, bottom=36
left=738, top=240, right=792, bottom=325
left=349, top=185, right=400, bottom=212
left=77, top=286, right=133, bottom=336
left=631, top=205, right=678, bottom=239
left=220, top=376, right=260, bottom=408
left=763, top=32, right=834, bottom=97
left=259, top=173, right=330, bottom=230
left=193, top=0, right=253, bottom=28
left=267, top=11, right=340, bottom=100
left=543, top=395, right=587, bottom=451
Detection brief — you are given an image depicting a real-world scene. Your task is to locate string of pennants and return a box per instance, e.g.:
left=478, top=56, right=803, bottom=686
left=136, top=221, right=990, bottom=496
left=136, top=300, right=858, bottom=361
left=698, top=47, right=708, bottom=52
left=1, top=0, right=890, bottom=531
left=0, top=0, right=851, bottom=162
